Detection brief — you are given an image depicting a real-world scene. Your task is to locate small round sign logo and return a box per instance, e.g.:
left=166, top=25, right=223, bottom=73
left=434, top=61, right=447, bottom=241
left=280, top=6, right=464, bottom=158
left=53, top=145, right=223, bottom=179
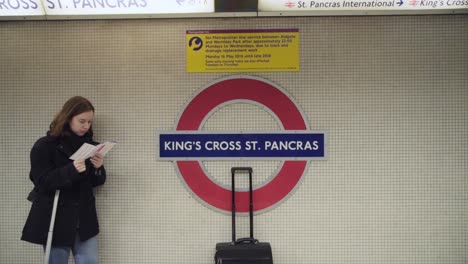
left=174, top=76, right=310, bottom=214
left=188, top=37, right=203, bottom=51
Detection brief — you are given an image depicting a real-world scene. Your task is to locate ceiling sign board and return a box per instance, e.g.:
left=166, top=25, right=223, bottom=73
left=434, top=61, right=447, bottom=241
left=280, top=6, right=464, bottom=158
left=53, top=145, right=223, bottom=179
left=0, top=0, right=214, bottom=19
left=0, top=0, right=45, bottom=17
left=258, top=0, right=468, bottom=14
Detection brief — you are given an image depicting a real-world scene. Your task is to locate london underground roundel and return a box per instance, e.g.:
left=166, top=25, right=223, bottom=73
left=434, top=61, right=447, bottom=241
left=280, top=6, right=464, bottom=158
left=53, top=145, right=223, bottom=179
left=173, top=75, right=314, bottom=214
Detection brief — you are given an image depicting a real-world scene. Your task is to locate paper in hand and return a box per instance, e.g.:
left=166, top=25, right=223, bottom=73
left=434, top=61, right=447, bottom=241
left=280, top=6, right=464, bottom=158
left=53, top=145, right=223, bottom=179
left=69, top=141, right=116, bottom=160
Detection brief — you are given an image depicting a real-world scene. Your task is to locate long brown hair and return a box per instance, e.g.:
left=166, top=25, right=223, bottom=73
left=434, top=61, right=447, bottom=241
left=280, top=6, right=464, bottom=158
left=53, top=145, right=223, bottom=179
left=49, top=96, right=95, bottom=137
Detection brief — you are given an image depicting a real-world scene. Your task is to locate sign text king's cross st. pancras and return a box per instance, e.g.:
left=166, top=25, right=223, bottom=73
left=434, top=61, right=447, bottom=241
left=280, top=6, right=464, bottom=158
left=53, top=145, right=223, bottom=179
left=158, top=76, right=326, bottom=214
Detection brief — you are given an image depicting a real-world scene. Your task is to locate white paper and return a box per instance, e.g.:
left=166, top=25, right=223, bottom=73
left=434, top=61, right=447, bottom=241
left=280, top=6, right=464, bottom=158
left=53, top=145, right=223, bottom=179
left=69, top=141, right=116, bottom=160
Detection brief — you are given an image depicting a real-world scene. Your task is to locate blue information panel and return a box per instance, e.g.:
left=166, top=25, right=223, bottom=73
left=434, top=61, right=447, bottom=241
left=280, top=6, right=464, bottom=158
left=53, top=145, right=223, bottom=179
left=158, top=132, right=325, bottom=160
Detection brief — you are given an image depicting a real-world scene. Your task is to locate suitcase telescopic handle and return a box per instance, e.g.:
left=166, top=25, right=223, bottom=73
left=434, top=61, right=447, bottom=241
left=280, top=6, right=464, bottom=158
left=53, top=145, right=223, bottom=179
left=230, top=167, right=254, bottom=244
left=231, top=167, right=253, bottom=174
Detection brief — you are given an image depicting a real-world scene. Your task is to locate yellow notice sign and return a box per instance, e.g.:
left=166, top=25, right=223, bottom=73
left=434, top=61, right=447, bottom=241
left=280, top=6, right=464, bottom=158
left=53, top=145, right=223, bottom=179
left=186, top=29, right=299, bottom=73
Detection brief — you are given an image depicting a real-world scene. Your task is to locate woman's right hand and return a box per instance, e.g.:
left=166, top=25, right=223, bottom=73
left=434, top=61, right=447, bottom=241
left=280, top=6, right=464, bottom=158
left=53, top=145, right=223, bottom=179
left=73, top=159, right=86, bottom=173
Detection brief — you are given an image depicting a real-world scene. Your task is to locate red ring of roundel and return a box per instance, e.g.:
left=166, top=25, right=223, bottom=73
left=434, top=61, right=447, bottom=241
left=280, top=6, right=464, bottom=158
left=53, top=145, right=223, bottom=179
left=176, top=77, right=308, bottom=213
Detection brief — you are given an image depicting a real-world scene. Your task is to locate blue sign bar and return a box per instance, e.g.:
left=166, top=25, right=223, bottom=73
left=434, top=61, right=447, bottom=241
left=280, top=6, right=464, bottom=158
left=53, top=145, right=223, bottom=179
left=158, top=132, right=325, bottom=160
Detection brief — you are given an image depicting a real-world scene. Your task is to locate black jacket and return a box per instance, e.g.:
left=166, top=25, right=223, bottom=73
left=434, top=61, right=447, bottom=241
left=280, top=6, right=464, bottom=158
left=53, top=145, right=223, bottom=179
left=21, top=133, right=106, bottom=247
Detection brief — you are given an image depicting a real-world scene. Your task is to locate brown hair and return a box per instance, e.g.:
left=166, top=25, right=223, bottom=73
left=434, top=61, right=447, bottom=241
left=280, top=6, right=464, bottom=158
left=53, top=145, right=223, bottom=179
left=49, top=96, right=95, bottom=137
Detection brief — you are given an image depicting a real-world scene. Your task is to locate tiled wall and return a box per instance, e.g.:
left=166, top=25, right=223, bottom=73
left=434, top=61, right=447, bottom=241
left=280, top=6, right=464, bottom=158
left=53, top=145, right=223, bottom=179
left=0, top=15, right=467, bottom=264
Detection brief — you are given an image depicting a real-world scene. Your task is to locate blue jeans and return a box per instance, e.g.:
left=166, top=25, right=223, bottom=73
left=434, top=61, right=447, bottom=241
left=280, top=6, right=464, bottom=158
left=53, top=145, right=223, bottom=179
left=45, top=234, right=98, bottom=264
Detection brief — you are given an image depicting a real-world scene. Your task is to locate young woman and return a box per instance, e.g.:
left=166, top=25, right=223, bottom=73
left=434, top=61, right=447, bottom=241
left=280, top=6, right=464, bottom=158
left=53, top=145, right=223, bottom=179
left=22, top=96, right=106, bottom=264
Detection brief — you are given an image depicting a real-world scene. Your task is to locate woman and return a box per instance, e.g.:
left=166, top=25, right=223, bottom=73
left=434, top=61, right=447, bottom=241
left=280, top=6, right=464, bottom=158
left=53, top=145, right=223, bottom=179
left=22, top=96, right=106, bottom=264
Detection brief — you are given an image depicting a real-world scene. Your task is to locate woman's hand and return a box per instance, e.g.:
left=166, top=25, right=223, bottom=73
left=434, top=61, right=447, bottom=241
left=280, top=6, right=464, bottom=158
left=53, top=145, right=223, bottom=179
left=90, top=153, right=104, bottom=169
left=73, top=159, right=86, bottom=173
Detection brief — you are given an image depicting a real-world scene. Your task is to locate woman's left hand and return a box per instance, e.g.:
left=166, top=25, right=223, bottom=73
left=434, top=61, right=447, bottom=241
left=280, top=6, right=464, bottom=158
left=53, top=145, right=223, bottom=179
left=90, top=153, right=104, bottom=169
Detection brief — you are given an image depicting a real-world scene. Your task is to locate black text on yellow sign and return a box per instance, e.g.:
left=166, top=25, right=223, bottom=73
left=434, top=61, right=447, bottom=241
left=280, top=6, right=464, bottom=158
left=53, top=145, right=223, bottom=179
left=186, top=29, right=299, bottom=73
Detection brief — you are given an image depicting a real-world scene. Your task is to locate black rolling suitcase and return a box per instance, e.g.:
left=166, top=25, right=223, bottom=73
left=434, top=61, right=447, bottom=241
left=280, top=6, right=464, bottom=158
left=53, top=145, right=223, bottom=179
left=214, top=167, right=273, bottom=264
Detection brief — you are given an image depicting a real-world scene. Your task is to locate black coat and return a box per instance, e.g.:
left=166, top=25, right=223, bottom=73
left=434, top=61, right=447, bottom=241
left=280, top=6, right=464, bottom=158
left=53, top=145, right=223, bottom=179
left=21, top=133, right=106, bottom=247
